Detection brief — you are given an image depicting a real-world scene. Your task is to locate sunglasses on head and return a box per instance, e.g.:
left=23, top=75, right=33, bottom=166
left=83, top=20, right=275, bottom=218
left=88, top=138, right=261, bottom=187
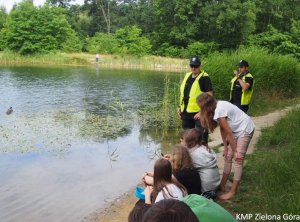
left=190, top=65, right=200, bottom=68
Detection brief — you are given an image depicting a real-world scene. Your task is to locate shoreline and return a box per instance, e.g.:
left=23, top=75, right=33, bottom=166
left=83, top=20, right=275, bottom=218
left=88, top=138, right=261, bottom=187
left=0, top=52, right=188, bottom=73
left=87, top=105, right=299, bottom=222
left=86, top=187, right=137, bottom=222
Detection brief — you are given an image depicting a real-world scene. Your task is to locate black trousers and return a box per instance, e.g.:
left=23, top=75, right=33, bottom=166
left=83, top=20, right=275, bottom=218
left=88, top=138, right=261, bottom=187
left=180, top=112, right=208, bottom=145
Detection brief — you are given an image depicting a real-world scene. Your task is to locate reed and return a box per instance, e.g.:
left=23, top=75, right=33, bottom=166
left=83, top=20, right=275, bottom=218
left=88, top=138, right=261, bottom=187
left=138, top=74, right=181, bottom=134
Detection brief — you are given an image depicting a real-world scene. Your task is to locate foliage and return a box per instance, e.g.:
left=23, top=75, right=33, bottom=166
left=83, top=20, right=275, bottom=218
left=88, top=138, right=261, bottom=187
left=154, top=42, right=219, bottom=58
left=0, top=6, right=7, bottom=30
left=155, top=44, right=187, bottom=58
left=253, top=0, right=300, bottom=33
left=247, top=24, right=300, bottom=59
left=62, top=30, right=83, bottom=52
left=87, top=32, right=120, bottom=54
left=150, top=0, right=257, bottom=50
left=46, top=0, right=73, bottom=8
left=0, top=7, right=7, bottom=50
left=138, top=75, right=181, bottom=132
left=186, top=42, right=219, bottom=58
left=115, top=26, right=151, bottom=56
left=0, top=1, right=81, bottom=54
left=1, top=0, right=300, bottom=58
left=87, top=26, right=151, bottom=56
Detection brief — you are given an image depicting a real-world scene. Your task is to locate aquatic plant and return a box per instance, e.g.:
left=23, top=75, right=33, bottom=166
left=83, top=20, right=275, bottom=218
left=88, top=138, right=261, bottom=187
left=138, top=74, right=181, bottom=134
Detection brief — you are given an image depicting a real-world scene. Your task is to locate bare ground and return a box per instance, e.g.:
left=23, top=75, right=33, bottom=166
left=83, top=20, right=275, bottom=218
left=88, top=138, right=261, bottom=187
left=88, top=105, right=299, bottom=222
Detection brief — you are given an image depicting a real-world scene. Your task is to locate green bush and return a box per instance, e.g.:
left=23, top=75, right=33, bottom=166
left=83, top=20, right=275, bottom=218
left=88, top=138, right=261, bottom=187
left=153, top=42, right=219, bottom=58
left=247, top=24, right=300, bottom=59
left=87, top=32, right=120, bottom=54
left=186, top=42, right=219, bottom=57
left=162, top=45, right=187, bottom=58
left=115, top=26, right=152, bottom=56
left=1, top=2, right=78, bottom=55
left=62, top=31, right=83, bottom=52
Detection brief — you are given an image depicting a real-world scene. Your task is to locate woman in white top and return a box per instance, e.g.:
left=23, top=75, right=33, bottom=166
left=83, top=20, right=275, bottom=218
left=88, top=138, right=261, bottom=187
left=182, top=128, right=220, bottom=193
left=197, top=93, right=255, bottom=200
left=144, top=158, right=187, bottom=204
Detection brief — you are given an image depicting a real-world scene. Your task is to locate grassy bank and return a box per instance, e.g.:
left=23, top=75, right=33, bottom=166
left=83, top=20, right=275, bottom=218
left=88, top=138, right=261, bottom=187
left=223, top=108, right=300, bottom=219
left=0, top=51, right=91, bottom=66
left=0, top=51, right=188, bottom=71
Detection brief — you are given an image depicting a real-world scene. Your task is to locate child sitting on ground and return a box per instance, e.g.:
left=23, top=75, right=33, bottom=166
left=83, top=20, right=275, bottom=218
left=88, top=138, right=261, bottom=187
left=142, top=145, right=201, bottom=195
left=182, top=128, right=220, bottom=196
left=144, top=158, right=187, bottom=204
left=169, top=144, right=202, bottom=195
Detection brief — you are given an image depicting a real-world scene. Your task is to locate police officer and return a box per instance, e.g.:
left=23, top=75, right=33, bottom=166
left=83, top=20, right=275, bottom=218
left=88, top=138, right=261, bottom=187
left=230, top=60, right=254, bottom=113
left=178, top=56, right=213, bottom=144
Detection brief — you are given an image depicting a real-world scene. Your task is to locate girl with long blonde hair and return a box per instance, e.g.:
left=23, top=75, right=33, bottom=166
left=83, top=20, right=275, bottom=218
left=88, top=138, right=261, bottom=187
left=170, top=145, right=202, bottom=195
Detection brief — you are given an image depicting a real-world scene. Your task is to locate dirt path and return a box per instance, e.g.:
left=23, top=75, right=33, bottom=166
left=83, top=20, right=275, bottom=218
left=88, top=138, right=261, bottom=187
left=88, top=105, right=299, bottom=222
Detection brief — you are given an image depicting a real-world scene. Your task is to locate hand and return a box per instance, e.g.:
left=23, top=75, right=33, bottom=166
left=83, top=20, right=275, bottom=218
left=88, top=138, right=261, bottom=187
left=163, top=154, right=171, bottom=160
left=142, top=172, right=154, bottom=186
left=145, top=186, right=153, bottom=194
left=233, top=70, right=239, bottom=77
left=193, top=112, right=201, bottom=120
left=144, top=186, right=153, bottom=204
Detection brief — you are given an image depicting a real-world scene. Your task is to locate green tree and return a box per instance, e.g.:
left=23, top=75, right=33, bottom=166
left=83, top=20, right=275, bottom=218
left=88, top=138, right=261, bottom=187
left=253, top=0, right=300, bottom=33
left=87, top=32, right=120, bottom=54
left=46, top=0, right=74, bottom=8
left=1, top=1, right=81, bottom=54
left=0, top=6, right=7, bottom=30
left=199, top=0, right=257, bottom=48
left=186, top=42, right=219, bottom=57
left=290, top=19, right=300, bottom=44
left=151, top=0, right=257, bottom=51
left=151, top=0, right=203, bottom=50
left=62, top=30, right=83, bottom=52
left=0, top=6, right=7, bottom=50
left=247, top=25, right=300, bottom=59
left=115, top=25, right=151, bottom=56
left=84, top=0, right=113, bottom=34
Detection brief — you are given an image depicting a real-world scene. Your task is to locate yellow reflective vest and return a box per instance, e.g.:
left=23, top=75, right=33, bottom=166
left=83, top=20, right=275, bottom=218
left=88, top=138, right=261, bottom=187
left=230, top=73, right=254, bottom=105
left=180, top=71, right=209, bottom=113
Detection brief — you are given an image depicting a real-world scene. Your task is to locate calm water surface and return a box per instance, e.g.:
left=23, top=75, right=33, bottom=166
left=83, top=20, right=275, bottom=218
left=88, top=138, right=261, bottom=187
left=0, top=66, right=180, bottom=222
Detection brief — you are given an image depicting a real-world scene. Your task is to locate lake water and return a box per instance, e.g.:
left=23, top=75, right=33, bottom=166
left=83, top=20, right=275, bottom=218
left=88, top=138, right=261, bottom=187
left=0, top=66, right=181, bottom=222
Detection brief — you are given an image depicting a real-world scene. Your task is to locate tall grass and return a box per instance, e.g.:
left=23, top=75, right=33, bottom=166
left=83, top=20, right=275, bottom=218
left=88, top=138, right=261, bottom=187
left=138, top=75, right=181, bottom=134
left=222, top=108, right=300, bottom=216
left=0, top=51, right=90, bottom=65
left=0, top=51, right=188, bottom=71
left=203, top=47, right=300, bottom=100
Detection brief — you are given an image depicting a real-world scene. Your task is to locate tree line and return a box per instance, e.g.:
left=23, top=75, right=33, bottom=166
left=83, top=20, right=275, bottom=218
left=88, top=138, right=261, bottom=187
left=0, top=0, right=299, bottom=58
